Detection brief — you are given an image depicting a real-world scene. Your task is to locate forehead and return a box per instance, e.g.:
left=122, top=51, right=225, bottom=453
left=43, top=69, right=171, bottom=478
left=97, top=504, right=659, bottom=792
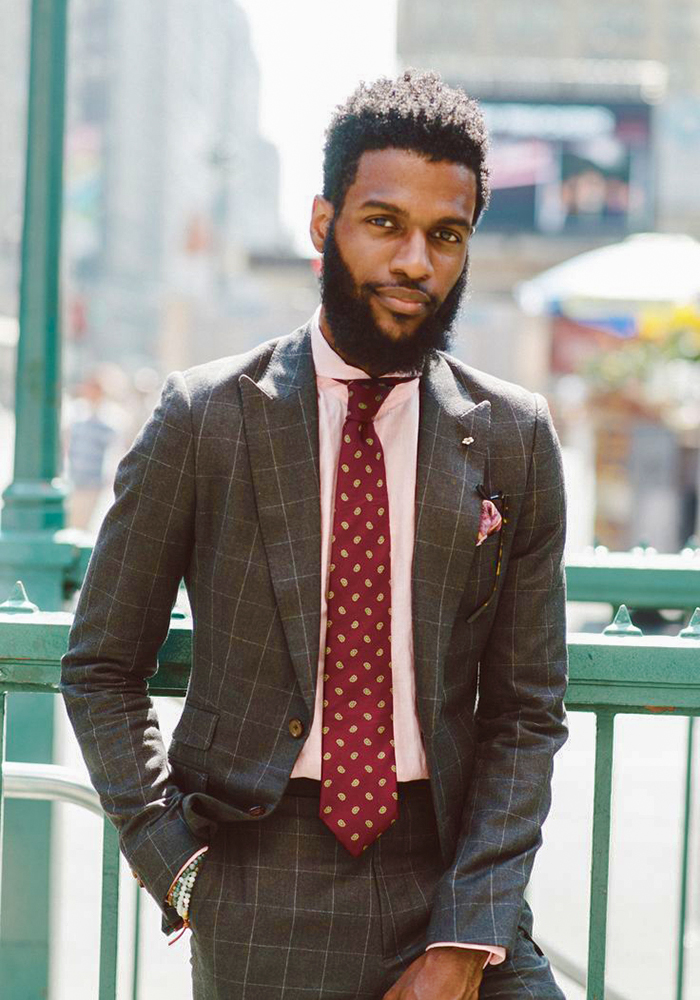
left=343, top=148, right=477, bottom=221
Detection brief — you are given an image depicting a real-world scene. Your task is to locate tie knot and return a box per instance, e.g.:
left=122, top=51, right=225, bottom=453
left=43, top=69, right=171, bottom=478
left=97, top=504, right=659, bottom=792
left=344, top=378, right=408, bottom=423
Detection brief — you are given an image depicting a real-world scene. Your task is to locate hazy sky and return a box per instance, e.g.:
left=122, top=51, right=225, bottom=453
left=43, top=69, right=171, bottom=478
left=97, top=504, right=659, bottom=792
left=237, top=0, right=398, bottom=254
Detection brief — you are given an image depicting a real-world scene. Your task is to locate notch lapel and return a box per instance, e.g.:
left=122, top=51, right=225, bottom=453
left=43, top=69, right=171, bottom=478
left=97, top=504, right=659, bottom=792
left=412, top=355, right=491, bottom=736
left=239, top=325, right=321, bottom=714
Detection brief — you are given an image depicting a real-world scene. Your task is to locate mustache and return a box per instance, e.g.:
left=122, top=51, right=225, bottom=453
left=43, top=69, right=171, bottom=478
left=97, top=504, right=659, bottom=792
left=366, top=282, right=437, bottom=305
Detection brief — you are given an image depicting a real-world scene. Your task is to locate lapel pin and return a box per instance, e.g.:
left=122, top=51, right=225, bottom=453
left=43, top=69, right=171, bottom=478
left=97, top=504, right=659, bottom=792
left=462, top=436, right=474, bottom=446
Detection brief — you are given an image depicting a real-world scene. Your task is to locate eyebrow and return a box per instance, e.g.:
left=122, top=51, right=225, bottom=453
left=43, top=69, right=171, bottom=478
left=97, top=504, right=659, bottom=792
left=359, top=199, right=474, bottom=233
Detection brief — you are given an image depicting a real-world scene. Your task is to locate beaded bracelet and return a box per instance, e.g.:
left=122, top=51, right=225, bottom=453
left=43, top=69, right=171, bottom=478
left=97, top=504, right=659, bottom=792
left=167, top=854, right=205, bottom=922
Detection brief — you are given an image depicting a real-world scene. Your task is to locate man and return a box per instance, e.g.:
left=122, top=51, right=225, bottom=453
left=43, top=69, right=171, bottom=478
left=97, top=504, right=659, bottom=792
left=61, top=70, right=568, bottom=999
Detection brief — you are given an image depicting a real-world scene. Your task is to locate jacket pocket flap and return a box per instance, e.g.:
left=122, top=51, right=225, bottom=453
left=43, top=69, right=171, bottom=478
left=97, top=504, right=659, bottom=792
left=172, top=704, right=218, bottom=750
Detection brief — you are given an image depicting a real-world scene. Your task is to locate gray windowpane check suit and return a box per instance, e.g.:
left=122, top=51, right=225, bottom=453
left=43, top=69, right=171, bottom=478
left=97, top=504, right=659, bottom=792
left=60, top=321, right=568, bottom=998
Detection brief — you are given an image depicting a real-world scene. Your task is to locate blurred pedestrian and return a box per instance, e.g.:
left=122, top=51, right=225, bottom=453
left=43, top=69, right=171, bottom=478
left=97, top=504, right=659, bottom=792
left=64, top=374, right=123, bottom=530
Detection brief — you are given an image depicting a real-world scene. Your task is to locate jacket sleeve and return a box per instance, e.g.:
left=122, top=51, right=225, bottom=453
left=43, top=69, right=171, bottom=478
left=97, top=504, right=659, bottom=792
left=60, top=372, right=205, bottom=917
left=426, top=393, right=569, bottom=954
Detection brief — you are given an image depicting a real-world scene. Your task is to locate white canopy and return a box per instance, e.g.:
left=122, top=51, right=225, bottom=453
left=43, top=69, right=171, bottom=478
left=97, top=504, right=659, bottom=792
left=516, top=233, right=700, bottom=316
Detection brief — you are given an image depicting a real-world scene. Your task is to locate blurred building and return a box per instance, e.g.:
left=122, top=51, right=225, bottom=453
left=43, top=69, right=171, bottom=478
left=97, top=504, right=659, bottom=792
left=64, top=0, right=289, bottom=376
left=398, top=0, right=700, bottom=550
left=399, top=0, right=700, bottom=89
left=399, top=0, right=700, bottom=235
left=0, top=0, right=289, bottom=381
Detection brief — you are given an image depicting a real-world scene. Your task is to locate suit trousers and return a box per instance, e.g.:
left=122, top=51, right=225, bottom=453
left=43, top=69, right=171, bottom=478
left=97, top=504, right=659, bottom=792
left=188, top=778, right=565, bottom=1000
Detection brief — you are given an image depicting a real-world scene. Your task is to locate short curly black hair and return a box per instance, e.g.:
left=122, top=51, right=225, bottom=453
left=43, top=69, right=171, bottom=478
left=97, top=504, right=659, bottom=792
left=323, top=69, right=490, bottom=227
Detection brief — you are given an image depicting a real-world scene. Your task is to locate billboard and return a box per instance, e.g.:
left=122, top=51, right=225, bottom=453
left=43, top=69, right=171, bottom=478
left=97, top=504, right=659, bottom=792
left=478, top=99, right=654, bottom=236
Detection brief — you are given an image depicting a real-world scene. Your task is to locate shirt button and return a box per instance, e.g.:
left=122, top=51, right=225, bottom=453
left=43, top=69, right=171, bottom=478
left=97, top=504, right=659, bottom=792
left=288, top=718, right=304, bottom=738
left=248, top=805, right=266, bottom=817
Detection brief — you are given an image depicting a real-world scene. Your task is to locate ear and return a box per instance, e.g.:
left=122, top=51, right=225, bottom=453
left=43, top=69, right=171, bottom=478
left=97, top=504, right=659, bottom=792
left=309, top=195, right=334, bottom=253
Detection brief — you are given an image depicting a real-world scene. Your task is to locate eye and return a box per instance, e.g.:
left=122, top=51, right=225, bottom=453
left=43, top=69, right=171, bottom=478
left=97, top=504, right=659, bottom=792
left=367, top=216, right=397, bottom=230
left=433, top=229, right=461, bottom=244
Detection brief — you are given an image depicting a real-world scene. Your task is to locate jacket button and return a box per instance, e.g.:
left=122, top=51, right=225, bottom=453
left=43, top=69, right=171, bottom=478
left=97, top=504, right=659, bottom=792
left=288, top=718, right=304, bottom=738
left=248, top=805, right=266, bottom=817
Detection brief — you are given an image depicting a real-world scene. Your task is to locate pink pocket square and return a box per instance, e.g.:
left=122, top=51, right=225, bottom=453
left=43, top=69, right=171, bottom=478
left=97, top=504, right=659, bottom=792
left=476, top=499, right=503, bottom=547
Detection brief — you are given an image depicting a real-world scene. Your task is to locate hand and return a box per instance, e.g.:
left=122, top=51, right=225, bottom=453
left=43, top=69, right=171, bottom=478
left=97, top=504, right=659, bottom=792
left=382, top=947, right=485, bottom=1000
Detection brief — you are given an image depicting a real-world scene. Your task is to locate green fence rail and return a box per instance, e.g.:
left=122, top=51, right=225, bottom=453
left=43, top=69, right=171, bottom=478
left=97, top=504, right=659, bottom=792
left=1, top=596, right=700, bottom=999
left=1, top=760, right=123, bottom=998
left=566, top=545, right=700, bottom=610
left=566, top=548, right=700, bottom=1000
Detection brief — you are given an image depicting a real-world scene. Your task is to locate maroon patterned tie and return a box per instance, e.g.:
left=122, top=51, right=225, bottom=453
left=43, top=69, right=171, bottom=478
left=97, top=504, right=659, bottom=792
left=320, top=378, right=404, bottom=855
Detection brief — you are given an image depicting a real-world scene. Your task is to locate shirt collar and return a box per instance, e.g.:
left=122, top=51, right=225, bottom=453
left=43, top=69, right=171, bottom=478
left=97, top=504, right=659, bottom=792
left=309, top=306, right=421, bottom=382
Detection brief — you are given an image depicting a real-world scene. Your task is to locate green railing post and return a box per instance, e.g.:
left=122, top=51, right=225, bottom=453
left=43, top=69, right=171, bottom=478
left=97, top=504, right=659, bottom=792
left=0, top=1, right=73, bottom=993
left=132, top=881, right=142, bottom=1000
left=676, top=716, right=694, bottom=1000
left=0, top=587, right=56, bottom=995
left=0, top=692, right=6, bottom=916
left=677, top=609, right=700, bottom=1000
left=1, top=0, right=68, bottom=534
left=99, top=817, right=120, bottom=1000
left=587, top=711, right=616, bottom=1000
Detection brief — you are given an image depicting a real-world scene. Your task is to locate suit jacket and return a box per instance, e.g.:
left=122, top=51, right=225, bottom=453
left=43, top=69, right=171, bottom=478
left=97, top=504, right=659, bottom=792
left=60, top=321, right=568, bottom=952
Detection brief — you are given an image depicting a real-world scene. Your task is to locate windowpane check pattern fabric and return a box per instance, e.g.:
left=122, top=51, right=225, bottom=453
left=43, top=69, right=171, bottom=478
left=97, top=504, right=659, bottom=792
left=321, top=379, right=403, bottom=854
left=59, top=320, right=569, bottom=993
left=188, top=779, right=565, bottom=999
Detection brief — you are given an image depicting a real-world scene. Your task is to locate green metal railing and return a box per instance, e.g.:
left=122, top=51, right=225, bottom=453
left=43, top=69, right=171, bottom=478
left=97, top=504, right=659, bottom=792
left=2, top=588, right=700, bottom=999
left=566, top=543, right=700, bottom=610
left=0, top=2, right=94, bottom=989
left=1, top=760, right=122, bottom=997
left=0, top=590, right=191, bottom=999
left=566, top=546, right=700, bottom=1000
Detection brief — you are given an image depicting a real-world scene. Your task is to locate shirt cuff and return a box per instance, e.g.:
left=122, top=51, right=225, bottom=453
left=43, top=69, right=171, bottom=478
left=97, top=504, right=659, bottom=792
left=164, top=845, right=209, bottom=903
left=426, top=942, right=507, bottom=967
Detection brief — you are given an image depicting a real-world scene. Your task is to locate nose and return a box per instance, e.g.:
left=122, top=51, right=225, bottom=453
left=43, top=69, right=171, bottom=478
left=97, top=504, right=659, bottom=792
left=390, top=229, right=432, bottom=283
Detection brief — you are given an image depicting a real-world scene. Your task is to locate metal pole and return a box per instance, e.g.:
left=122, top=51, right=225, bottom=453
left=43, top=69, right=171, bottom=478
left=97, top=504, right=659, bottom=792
left=1, top=0, right=68, bottom=534
left=587, top=711, right=616, bottom=1000
left=132, top=882, right=142, bottom=1000
left=0, top=693, right=6, bottom=925
left=0, top=3, right=70, bottom=995
left=99, top=818, right=120, bottom=1000
left=675, top=716, right=694, bottom=1000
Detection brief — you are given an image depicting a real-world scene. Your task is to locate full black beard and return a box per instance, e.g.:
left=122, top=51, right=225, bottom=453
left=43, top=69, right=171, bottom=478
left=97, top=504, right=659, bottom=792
left=319, top=222, right=469, bottom=376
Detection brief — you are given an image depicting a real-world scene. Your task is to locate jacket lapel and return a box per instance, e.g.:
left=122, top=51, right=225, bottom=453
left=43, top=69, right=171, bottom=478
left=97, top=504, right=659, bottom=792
left=239, top=325, right=321, bottom=714
left=412, top=354, right=491, bottom=736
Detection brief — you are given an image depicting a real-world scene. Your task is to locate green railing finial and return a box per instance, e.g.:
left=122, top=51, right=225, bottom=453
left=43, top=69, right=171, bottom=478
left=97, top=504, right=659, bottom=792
left=0, top=581, right=40, bottom=615
left=631, top=541, right=657, bottom=557
left=679, top=609, right=700, bottom=640
left=603, top=604, right=643, bottom=637
left=681, top=535, right=700, bottom=555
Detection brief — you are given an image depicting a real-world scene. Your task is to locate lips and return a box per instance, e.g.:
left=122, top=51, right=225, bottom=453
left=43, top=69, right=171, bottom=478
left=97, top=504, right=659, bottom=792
left=374, top=286, right=431, bottom=316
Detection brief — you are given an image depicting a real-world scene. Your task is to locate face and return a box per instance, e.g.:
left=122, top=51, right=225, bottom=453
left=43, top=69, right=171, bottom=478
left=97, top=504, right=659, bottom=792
left=310, top=148, right=477, bottom=375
